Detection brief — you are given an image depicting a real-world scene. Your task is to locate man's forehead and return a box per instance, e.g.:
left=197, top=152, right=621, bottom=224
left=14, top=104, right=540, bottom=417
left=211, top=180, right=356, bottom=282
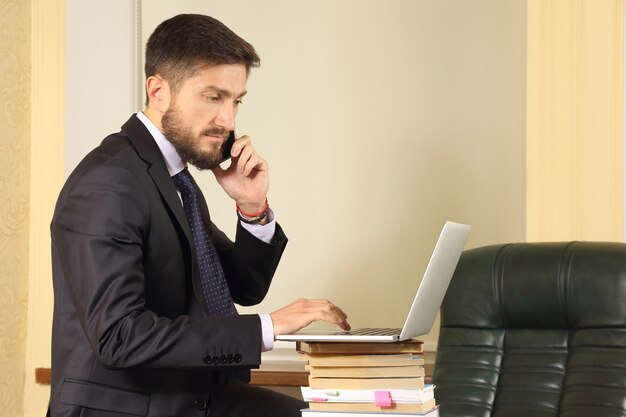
left=185, top=64, right=248, bottom=96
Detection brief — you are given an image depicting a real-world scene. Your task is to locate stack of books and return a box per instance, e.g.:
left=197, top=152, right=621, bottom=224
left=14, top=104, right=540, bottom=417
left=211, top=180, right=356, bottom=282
left=297, top=340, right=439, bottom=417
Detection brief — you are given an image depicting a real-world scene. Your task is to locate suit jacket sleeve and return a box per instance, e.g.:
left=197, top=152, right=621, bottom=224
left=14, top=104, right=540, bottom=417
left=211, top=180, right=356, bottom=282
left=211, top=220, right=287, bottom=306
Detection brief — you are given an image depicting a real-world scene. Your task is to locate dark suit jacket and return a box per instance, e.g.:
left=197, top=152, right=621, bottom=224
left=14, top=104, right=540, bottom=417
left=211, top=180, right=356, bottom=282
left=49, top=115, right=287, bottom=417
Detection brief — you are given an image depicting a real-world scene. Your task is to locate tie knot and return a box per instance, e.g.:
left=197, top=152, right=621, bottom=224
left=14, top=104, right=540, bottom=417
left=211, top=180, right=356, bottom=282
left=172, top=168, right=196, bottom=197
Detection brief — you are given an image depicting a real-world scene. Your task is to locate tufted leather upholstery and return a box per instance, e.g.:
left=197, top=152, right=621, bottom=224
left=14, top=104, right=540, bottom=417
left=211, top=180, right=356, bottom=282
left=433, top=242, right=626, bottom=417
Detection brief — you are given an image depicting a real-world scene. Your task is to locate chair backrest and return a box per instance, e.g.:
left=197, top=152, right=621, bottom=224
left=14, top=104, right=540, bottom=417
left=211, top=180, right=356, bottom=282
left=433, top=242, right=626, bottom=417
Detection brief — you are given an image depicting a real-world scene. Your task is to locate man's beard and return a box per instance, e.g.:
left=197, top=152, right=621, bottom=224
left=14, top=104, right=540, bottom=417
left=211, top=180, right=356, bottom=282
left=161, top=106, right=229, bottom=170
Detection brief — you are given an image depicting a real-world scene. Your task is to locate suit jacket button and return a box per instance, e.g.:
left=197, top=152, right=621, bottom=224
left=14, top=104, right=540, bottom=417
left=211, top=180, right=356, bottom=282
left=202, top=355, right=211, bottom=365
left=233, top=353, right=242, bottom=363
left=226, top=354, right=234, bottom=363
left=218, top=354, right=227, bottom=364
left=194, top=399, right=208, bottom=410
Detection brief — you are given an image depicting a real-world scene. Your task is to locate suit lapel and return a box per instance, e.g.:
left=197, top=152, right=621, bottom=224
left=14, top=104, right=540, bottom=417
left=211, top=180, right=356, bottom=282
left=119, top=114, right=211, bottom=316
left=120, top=115, right=192, bottom=241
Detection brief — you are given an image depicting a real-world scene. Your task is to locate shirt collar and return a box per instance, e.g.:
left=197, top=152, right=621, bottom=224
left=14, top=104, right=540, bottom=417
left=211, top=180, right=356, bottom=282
left=136, top=111, right=185, bottom=177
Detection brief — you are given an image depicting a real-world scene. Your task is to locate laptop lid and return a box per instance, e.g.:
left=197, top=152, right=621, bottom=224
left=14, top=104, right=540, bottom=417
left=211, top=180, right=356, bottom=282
left=276, top=221, right=471, bottom=342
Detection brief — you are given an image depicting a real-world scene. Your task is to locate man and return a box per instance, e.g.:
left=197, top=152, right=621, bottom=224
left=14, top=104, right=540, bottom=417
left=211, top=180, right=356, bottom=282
left=49, top=14, right=349, bottom=417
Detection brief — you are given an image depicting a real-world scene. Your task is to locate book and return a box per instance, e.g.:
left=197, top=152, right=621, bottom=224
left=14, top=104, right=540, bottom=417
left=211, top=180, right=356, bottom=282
left=297, top=340, right=424, bottom=355
left=301, top=385, right=435, bottom=404
left=306, top=365, right=425, bottom=379
left=309, top=398, right=436, bottom=413
left=301, top=406, right=440, bottom=416
left=303, top=354, right=424, bottom=368
left=308, top=376, right=425, bottom=390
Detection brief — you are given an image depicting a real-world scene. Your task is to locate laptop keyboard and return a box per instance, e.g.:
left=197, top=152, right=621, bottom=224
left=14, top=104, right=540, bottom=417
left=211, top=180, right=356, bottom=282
left=335, top=327, right=402, bottom=336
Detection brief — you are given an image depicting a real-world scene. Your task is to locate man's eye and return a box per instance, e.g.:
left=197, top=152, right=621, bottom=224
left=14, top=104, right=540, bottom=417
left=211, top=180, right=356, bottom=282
left=206, top=95, right=220, bottom=102
left=235, top=99, right=243, bottom=105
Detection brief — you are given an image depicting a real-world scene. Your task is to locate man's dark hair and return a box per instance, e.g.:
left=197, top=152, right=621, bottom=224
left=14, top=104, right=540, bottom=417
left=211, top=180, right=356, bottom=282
left=145, top=14, right=260, bottom=102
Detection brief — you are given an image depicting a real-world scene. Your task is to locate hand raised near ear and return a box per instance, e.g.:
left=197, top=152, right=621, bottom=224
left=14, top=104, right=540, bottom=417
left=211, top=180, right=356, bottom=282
left=212, top=135, right=269, bottom=214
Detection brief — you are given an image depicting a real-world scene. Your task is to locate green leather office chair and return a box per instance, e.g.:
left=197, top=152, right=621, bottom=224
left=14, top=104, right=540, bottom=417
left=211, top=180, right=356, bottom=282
left=433, top=242, right=626, bottom=417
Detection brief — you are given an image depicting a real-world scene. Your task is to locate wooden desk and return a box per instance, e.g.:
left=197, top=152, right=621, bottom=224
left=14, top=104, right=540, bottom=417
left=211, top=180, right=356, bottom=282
left=34, top=365, right=310, bottom=387
left=36, top=351, right=435, bottom=387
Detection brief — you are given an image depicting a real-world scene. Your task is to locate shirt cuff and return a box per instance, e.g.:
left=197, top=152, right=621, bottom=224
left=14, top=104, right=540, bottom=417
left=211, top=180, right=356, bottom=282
left=239, top=208, right=276, bottom=244
left=259, top=313, right=275, bottom=352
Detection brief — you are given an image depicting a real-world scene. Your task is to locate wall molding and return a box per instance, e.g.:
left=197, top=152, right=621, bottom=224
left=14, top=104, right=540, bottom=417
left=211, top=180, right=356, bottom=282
left=527, top=0, right=624, bottom=241
left=133, top=0, right=143, bottom=112
left=22, top=0, right=66, bottom=415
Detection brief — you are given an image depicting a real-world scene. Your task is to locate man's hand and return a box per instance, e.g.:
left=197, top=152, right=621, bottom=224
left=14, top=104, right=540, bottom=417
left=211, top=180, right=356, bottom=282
left=270, top=298, right=351, bottom=336
left=211, top=135, right=268, bottom=214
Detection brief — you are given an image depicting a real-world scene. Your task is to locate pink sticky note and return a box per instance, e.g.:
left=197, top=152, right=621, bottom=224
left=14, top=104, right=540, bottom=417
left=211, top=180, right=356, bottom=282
left=310, top=398, right=327, bottom=402
left=374, top=391, right=392, bottom=407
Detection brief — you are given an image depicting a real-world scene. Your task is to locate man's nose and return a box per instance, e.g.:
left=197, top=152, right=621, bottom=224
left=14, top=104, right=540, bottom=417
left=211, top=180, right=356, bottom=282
left=214, top=103, right=236, bottom=132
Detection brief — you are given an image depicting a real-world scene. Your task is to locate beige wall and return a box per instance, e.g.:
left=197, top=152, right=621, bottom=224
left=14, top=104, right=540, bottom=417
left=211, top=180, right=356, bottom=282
left=0, top=1, right=31, bottom=415
left=65, top=0, right=136, bottom=177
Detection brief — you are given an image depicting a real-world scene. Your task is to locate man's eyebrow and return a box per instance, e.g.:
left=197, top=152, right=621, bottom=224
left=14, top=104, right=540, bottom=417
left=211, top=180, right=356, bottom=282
left=202, top=86, right=247, bottom=99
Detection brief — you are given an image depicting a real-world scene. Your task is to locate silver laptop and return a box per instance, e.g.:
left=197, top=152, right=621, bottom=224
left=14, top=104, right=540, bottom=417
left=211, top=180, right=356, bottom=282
left=276, top=221, right=471, bottom=342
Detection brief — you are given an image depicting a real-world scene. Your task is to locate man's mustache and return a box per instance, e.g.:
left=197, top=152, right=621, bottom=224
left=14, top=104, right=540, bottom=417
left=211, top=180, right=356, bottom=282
left=201, top=128, right=229, bottom=139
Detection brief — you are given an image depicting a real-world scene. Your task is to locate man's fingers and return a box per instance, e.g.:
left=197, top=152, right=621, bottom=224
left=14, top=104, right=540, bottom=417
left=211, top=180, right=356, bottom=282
left=271, top=298, right=351, bottom=336
left=319, top=306, right=351, bottom=330
left=298, top=299, right=348, bottom=320
left=230, top=138, right=267, bottom=177
left=236, top=144, right=254, bottom=174
left=229, top=134, right=251, bottom=158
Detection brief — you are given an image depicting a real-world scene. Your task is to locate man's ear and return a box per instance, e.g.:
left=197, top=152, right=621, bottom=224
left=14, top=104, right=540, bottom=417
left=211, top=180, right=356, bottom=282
left=145, top=75, right=171, bottom=113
